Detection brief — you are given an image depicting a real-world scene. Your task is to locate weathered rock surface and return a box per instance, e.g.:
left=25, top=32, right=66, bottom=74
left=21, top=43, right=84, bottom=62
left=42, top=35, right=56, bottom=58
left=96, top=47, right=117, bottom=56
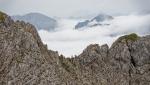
left=0, top=11, right=150, bottom=85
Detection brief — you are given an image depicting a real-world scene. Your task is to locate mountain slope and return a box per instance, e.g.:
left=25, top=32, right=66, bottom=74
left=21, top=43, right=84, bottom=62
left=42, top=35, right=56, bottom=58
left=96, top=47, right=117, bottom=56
left=0, top=11, right=150, bottom=85
left=11, top=13, right=57, bottom=31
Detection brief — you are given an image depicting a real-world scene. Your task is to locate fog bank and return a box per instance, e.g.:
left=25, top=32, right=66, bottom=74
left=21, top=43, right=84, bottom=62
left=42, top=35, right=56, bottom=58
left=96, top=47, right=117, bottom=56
left=39, top=14, right=150, bottom=57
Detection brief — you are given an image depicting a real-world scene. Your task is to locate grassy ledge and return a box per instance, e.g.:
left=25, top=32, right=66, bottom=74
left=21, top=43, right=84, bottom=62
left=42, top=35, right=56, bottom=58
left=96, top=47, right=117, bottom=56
left=0, top=11, right=5, bottom=23
left=118, top=33, right=140, bottom=42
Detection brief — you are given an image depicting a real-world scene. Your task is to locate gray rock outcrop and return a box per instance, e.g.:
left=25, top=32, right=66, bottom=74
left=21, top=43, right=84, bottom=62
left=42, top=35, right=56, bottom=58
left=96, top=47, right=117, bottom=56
left=0, top=11, right=150, bottom=85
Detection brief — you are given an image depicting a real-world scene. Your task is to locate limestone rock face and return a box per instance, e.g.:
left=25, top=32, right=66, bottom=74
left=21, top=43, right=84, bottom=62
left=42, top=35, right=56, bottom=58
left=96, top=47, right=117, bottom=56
left=0, top=12, right=150, bottom=85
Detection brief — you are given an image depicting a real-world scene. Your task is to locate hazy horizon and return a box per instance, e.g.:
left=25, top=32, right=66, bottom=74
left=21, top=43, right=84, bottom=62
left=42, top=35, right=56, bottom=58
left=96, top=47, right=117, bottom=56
left=0, top=0, right=150, bottom=18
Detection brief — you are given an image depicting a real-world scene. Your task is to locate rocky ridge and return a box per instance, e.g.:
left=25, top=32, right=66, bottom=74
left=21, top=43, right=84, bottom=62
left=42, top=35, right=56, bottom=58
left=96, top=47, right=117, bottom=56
left=0, top=11, right=150, bottom=85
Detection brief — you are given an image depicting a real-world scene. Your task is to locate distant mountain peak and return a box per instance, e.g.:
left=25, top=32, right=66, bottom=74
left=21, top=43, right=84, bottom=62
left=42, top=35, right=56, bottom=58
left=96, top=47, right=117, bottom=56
left=91, top=14, right=113, bottom=22
left=75, top=14, right=113, bottom=29
left=11, top=13, right=58, bottom=31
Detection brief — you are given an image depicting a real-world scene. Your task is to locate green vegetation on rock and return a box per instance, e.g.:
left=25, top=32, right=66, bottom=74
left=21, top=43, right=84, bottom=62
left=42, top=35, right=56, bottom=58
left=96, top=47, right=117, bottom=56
left=0, top=11, right=5, bottom=23
left=118, top=33, right=140, bottom=42
left=59, top=56, right=76, bottom=73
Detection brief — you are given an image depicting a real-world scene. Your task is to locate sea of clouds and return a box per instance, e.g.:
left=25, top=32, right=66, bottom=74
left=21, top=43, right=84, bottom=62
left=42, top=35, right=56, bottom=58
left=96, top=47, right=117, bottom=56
left=38, top=14, right=150, bottom=57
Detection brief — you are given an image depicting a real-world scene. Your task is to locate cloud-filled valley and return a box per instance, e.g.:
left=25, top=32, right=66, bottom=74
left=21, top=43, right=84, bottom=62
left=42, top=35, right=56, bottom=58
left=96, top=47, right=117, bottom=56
left=38, top=14, right=150, bottom=57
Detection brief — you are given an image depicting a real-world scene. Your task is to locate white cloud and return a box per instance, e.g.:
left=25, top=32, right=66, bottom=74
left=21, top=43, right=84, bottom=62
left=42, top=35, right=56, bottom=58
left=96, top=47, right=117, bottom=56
left=133, top=0, right=150, bottom=14
left=38, top=14, right=150, bottom=57
left=0, top=0, right=150, bottom=17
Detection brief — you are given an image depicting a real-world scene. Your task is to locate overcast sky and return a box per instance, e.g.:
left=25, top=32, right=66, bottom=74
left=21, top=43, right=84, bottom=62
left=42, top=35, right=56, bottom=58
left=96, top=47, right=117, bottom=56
left=0, top=0, right=150, bottom=17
